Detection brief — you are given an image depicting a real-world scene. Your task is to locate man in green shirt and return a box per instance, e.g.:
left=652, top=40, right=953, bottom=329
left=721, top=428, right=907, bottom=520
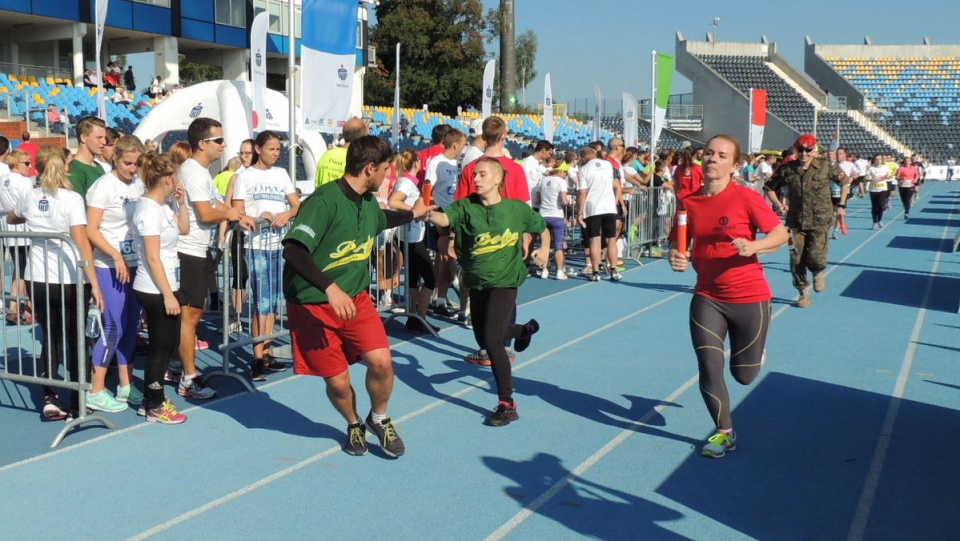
left=68, top=116, right=107, bottom=199
left=314, top=117, right=368, bottom=187
left=283, top=135, right=431, bottom=458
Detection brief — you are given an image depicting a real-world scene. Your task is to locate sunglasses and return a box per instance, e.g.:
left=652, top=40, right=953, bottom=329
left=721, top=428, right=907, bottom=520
left=797, top=146, right=816, bottom=154
left=19, top=161, right=30, bottom=167
left=202, top=137, right=225, bottom=145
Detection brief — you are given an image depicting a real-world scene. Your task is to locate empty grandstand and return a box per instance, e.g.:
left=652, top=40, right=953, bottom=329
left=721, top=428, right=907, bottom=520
left=807, top=38, right=960, bottom=163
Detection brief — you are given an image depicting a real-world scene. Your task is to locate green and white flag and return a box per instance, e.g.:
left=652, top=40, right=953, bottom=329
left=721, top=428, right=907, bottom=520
left=651, top=52, right=674, bottom=150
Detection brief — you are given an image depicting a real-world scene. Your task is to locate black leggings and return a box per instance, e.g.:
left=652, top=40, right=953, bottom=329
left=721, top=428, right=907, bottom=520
left=870, top=190, right=888, bottom=224
left=470, top=287, right=524, bottom=402
left=29, top=281, right=81, bottom=410
left=399, top=240, right=436, bottom=290
left=689, top=295, right=770, bottom=430
left=135, top=290, right=182, bottom=409
left=898, top=187, right=915, bottom=215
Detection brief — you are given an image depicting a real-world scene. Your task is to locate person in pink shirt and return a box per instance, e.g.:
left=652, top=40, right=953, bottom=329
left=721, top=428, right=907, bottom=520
left=895, top=155, right=920, bottom=220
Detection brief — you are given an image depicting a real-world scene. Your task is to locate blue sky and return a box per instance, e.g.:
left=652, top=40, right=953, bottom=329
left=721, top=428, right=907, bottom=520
left=494, top=0, right=957, bottom=108
left=126, top=0, right=955, bottom=108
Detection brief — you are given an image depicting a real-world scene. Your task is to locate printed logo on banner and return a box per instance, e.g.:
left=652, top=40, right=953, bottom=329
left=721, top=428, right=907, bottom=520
left=485, top=86, right=493, bottom=98
left=545, top=97, right=552, bottom=106
left=338, top=65, right=348, bottom=81
left=38, top=197, right=49, bottom=212
left=256, top=51, right=262, bottom=67
left=626, top=110, right=634, bottom=119
left=266, top=109, right=274, bottom=121
left=189, top=104, right=203, bottom=118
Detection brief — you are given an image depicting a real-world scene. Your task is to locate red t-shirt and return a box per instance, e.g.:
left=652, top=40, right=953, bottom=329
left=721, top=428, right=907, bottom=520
left=674, top=163, right=703, bottom=205
left=669, top=182, right=782, bottom=303
left=417, top=144, right=444, bottom=182
left=454, top=155, right=530, bottom=203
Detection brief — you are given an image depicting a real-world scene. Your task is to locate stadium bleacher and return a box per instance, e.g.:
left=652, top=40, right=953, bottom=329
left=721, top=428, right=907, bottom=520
left=824, top=56, right=960, bottom=162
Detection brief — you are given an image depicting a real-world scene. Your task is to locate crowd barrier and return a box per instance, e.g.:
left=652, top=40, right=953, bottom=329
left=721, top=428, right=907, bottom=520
left=0, top=224, right=116, bottom=447
left=624, top=186, right=676, bottom=262
left=211, top=219, right=291, bottom=392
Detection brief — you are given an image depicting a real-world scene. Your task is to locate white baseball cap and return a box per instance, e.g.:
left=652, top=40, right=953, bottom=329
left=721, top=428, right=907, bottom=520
left=469, top=117, right=485, bottom=136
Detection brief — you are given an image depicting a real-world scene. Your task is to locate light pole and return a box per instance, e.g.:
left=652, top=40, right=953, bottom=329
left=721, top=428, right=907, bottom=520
left=711, top=16, right=721, bottom=41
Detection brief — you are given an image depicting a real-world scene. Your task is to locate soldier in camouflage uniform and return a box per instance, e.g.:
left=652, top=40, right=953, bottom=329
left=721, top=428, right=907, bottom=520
left=763, top=134, right=848, bottom=308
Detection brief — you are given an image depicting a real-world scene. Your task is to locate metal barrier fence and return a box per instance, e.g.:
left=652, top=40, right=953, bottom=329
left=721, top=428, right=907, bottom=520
left=368, top=222, right=438, bottom=337
left=0, top=225, right=116, bottom=447
left=624, top=186, right=676, bottom=262
left=211, top=219, right=291, bottom=392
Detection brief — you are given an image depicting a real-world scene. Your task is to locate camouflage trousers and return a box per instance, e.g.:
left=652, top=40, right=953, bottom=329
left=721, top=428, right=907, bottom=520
left=790, top=228, right=828, bottom=291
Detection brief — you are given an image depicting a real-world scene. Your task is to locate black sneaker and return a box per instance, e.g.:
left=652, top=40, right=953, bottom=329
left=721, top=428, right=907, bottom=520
left=513, top=319, right=540, bottom=353
left=42, top=394, right=67, bottom=421
left=365, top=413, right=405, bottom=458
left=262, top=354, right=288, bottom=372
left=343, top=422, right=368, bottom=456
left=432, top=303, right=458, bottom=318
left=485, top=401, right=519, bottom=427
left=251, top=359, right=267, bottom=382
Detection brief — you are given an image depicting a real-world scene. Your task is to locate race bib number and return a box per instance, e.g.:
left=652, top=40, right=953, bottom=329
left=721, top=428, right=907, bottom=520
left=119, top=239, right=136, bottom=258
left=873, top=181, right=887, bottom=190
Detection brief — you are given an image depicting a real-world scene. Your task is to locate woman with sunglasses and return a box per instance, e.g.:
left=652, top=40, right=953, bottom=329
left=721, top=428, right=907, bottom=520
left=1, top=149, right=35, bottom=324
left=84, top=135, right=147, bottom=413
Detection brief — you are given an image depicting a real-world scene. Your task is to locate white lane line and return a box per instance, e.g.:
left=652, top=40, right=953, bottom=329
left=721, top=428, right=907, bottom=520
left=846, top=204, right=955, bottom=541
left=483, top=200, right=947, bottom=539
left=125, top=290, right=690, bottom=540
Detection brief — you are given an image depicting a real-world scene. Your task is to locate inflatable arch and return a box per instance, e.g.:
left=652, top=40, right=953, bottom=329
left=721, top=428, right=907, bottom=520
left=132, top=80, right=326, bottom=185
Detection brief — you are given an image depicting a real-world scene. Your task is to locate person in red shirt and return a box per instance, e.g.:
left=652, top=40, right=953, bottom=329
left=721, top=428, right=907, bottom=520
left=673, top=146, right=703, bottom=204
left=668, top=133, right=788, bottom=459
left=895, top=155, right=921, bottom=219
left=17, top=131, right=38, bottom=177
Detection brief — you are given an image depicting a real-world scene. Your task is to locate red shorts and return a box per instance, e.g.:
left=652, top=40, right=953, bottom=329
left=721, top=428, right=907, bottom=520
left=287, top=290, right=389, bottom=378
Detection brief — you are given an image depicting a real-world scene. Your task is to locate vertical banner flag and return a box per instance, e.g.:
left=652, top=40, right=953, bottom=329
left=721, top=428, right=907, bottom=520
left=831, top=116, right=841, bottom=151
left=651, top=51, right=674, bottom=150
left=95, top=0, right=108, bottom=120
left=543, top=73, right=554, bottom=143
left=482, top=59, right=496, bottom=119
left=301, top=0, right=357, bottom=134
left=592, top=84, right=602, bottom=142
left=392, top=43, right=400, bottom=149
left=250, top=11, right=269, bottom=131
left=622, top=92, right=639, bottom=148
left=748, top=88, right=767, bottom=153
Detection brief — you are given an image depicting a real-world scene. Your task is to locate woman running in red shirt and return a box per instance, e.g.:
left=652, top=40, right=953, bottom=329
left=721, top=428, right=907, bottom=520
left=669, top=134, right=788, bottom=458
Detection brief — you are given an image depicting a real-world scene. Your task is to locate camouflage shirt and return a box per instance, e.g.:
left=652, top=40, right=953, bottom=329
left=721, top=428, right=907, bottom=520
left=765, top=157, right=844, bottom=230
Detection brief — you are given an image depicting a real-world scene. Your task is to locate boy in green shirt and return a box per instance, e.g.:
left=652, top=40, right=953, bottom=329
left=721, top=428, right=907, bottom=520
left=68, top=116, right=107, bottom=199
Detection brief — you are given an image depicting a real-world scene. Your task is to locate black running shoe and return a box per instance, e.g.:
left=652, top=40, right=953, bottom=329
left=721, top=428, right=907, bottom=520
left=344, top=422, right=368, bottom=456
left=485, top=401, right=519, bottom=427
left=42, top=394, right=67, bottom=421
left=251, top=359, right=267, bottom=382
left=366, top=413, right=405, bottom=458
left=513, top=319, right=540, bottom=353
left=262, top=354, right=288, bottom=372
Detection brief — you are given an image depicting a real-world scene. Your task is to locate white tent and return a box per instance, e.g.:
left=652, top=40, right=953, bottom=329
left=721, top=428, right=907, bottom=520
left=133, top=80, right=326, bottom=188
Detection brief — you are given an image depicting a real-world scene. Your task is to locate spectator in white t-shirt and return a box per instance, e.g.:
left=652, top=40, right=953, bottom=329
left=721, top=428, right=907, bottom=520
left=576, top=146, right=621, bottom=281
left=1, top=147, right=34, bottom=323
left=132, top=152, right=190, bottom=424
left=535, top=154, right=570, bottom=280
left=232, top=130, right=300, bottom=381
left=424, top=128, right=466, bottom=316
left=521, top=140, right=554, bottom=207
left=85, top=135, right=147, bottom=413
left=8, top=146, right=104, bottom=420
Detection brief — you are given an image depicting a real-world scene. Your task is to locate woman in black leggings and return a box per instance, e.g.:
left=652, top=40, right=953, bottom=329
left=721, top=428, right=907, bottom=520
left=669, top=134, right=788, bottom=458
left=426, top=157, right=551, bottom=427
left=131, top=152, right=190, bottom=423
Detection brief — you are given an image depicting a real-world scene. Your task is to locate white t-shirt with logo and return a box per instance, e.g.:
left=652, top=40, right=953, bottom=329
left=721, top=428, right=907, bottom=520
left=577, top=158, right=617, bottom=218
left=392, top=175, right=424, bottom=243
left=1, top=170, right=33, bottom=246
left=178, top=158, right=220, bottom=257
left=133, top=197, right=181, bottom=295
left=537, top=174, right=566, bottom=219
left=17, top=188, right=87, bottom=284
left=521, top=155, right=545, bottom=205
left=86, top=172, right=144, bottom=268
left=233, top=166, right=295, bottom=251
left=424, top=154, right=459, bottom=209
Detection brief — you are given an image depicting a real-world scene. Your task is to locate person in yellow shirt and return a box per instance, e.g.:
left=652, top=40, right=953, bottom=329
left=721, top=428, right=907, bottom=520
left=315, top=117, right=368, bottom=187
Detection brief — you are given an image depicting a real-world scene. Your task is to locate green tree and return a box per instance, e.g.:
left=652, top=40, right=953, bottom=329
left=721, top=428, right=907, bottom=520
left=178, top=55, right=223, bottom=85
left=365, top=0, right=488, bottom=117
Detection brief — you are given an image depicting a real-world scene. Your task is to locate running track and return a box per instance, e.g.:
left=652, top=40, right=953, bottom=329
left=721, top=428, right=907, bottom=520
left=1, top=181, right=959, bottom=540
